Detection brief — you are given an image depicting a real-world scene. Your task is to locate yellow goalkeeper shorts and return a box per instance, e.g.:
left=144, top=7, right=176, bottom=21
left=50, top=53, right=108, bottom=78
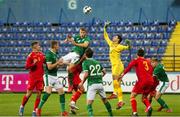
left=111, top=62, right=124, bottom=76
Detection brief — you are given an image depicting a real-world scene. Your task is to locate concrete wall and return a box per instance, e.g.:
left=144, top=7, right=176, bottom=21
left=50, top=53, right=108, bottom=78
left=0, top=0, right=180, bottom=23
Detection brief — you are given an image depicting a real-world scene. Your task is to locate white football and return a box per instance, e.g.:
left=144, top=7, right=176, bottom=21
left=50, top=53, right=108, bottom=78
left=83, top=6, right=92, bottom=14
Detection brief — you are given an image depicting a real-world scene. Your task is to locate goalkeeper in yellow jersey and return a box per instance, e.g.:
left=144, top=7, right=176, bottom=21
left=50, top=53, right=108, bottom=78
left=104, top=21, right=131, bottom=109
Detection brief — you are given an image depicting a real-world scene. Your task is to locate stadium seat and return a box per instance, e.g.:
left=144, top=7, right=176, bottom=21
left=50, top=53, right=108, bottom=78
left=0, top=21, right=175, bottom=70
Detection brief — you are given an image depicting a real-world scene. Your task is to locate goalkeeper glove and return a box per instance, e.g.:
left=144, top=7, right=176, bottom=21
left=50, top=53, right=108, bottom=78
left=125, top=39, right=131, bottom=49
left=104, top=21, right=111, bottom=29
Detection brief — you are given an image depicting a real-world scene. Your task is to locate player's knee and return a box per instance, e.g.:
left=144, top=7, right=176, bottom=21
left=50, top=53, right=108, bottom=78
left=58, top=88, right=64, bottom=95
left=130, top=97, right=136, bottom=102
left=36, top=90, right=42, bottom=98
left=102, top=98, right=108, bottom=104
left=26, top=90, right=33, bottom=97
left=155, top=92, right=161, bottom=100
left=155, top=94, right=160, bottom=100
left=79, top=87, right=84, bottom=93
left=113, top=80, right=119, bottom=88
left=112, top=75, right=119, bottom=80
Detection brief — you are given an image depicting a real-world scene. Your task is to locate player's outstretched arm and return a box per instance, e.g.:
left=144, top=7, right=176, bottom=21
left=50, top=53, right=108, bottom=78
left=122, top=59, right=137, bottom=76
left=103, top=21, right=112, bottom=46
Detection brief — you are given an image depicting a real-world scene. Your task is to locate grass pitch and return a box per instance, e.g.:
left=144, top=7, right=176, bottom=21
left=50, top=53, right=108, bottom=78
left=0, top=93, right=180, bottom=116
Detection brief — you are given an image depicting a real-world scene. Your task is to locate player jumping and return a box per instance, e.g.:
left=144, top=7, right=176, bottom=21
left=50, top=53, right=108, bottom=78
left=60, top=28, right=90, bottom=112
left=104, top=21, right=131, bottom=109
left=119, top=49, right=154, bottom=116
left=79, top=48, right=113, bottom=116
left=36, top=41, right=68, bottom=116
left=19, top=41, right=45, bottom=116
left=150, top=58, right=172, bottom=112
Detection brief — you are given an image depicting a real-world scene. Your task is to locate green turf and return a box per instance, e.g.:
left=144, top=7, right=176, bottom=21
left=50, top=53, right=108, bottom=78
left=0, top=93, right=180, bottom=116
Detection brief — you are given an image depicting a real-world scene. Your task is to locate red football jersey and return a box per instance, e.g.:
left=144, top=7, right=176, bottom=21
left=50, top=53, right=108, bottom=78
left=146, top=58, right=154, bottom=76
left=25, top=51, right=45, bottom=79
left=123, top=57, right=154, bottom=83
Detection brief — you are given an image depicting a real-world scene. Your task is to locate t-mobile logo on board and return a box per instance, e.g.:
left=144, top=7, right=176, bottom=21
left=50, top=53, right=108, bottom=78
left=1, top=75, right=14, bottom=91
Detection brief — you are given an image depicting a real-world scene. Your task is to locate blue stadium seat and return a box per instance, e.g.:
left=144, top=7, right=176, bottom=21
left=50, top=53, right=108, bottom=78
left=0, top=21, right=175, bottom=69
left=158, top=47, right=165, bottom=54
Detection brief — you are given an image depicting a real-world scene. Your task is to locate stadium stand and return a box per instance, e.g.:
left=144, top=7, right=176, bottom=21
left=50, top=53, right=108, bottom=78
left=0, top=20, right=177, bottom=71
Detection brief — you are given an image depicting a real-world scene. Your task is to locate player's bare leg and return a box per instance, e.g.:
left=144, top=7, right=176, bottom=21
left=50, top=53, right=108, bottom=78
left=102, top=98, right=113, bottom=116
left=130, top=92, right=138, bottom=117
left=57, top=88, right=69, bottom=116
left=19, top=90, right=33, bottom=116
left=155, top=91, right=172, bottom=112
left=36, top=86, right=52, bottom=116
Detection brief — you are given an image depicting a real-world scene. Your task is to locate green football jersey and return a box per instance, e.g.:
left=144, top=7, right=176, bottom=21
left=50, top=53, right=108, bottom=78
left=82, top=58, right=104, bottom=86
left=72, top=35, right=90, bottom=56
left=45, top=49, right=59, bottom=76
left=153, top=63, right=169, bottom=82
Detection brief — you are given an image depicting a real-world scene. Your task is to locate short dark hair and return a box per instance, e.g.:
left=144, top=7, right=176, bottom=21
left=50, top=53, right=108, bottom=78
left=137, top=48, right=145, bottom=57
left=51, top=40, right=58, bottom=48
left=117, top=34, right=122, bottom=43
left=151, top=58, right=159, bottom=62
left=31, top=41, right=39, bottom=47
left=85, top=48, right=93, bottom=58
left=80, top=27, right=87, bottom=32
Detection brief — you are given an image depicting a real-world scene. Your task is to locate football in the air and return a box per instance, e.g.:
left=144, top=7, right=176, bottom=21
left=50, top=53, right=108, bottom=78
left=83, top=6, right=92, bottom=14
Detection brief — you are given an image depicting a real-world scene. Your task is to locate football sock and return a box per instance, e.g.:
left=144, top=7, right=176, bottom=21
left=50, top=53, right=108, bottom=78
left=157, top=98, right=169, bottom=109
left=59, top=93, right=65, bottom=112
left=149, top=99, right=152, bottom=104
left=113, top=80, right=123, bottom=102
left=130, top=97, right=137, bottom=112
left=117, top=87, right=123, bottom=102
left=71, top=89, right=83, bottom=102
left=87, top=104, right=93, bottom=116
left=104, top=101, right=113, bottom=116
left=33, top=97, right=40, bottom=111
left=38, top=92, right=50, bottom=109
left=21, top=95, right=29, bottom=107
left=68, top=72, right=74, bottom=86
left=142, top=98, right=151, bottom=107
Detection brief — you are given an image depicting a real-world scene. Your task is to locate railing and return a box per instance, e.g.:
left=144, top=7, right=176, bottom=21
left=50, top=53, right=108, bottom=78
left=161, top=44, right=180, bottom=72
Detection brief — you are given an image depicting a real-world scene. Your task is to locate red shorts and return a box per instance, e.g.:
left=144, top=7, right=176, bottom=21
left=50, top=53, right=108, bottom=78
left=132, top=81, right=154, bottom=95
left=149, top=78, right=159, bottom=96
left=27, top=77, right=44, bottom=91
left=72, top=64, right=82, bottom=85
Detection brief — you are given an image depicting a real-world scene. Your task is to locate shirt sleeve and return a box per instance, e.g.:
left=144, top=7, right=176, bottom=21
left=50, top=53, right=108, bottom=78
left=45, top=53, right=52, bottom=64
left=82, top=61, right=88, bottom=72
left=117, top=45, right=129, bottom=52
left=25, top=53, right=37, bottom=69
left=123, top=59, right=137, bottom=75
left=103, top=27, right=112, bottom=46
left=153, top=68, right=160, bottom=77
left=84, top=36, right=91, bottom=43
left=73, top=35, right=77, bottom=42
